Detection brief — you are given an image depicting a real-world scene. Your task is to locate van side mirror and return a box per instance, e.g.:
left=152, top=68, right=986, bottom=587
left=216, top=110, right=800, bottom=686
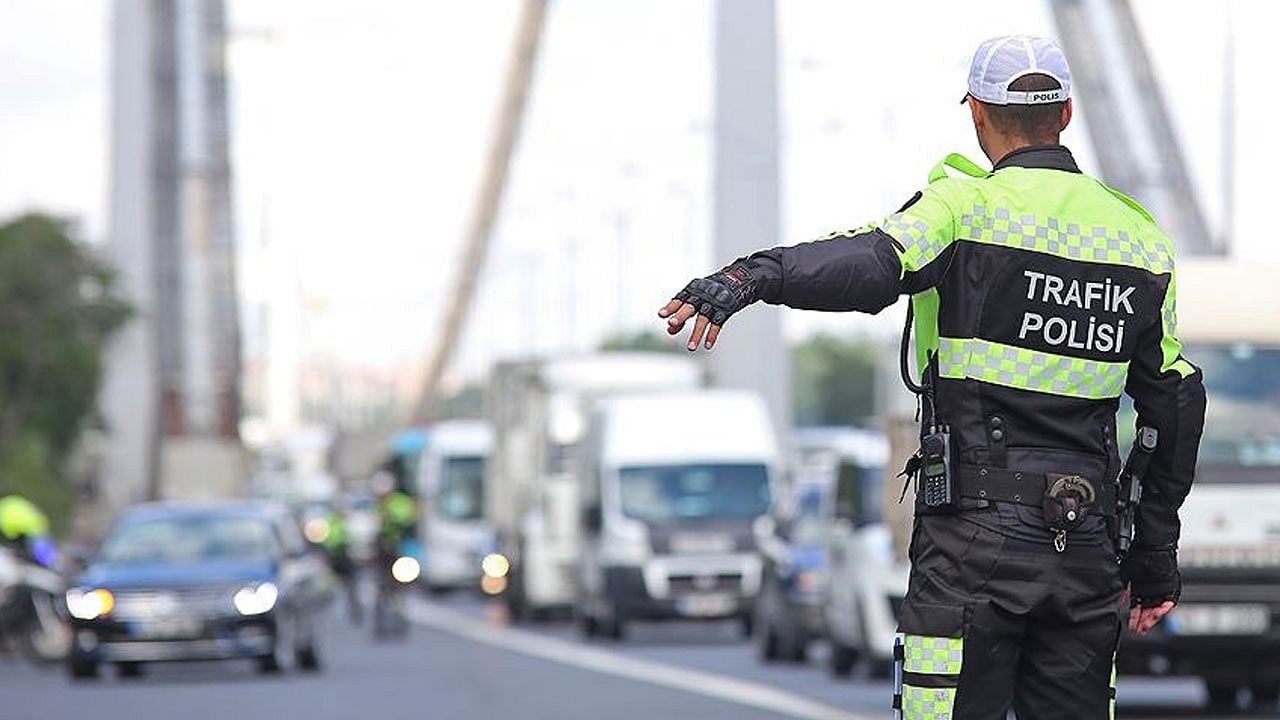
left=582, top=503, right=603, bottom=534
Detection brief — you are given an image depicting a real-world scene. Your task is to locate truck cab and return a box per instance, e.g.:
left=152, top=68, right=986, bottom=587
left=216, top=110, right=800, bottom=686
left=576, top=389, right=777, bottom=640
left=415, top=420, right=492, bottom=594
left=486, top=354, right=703, bottom=621
left=1116, top=259, right=1280, bottom=709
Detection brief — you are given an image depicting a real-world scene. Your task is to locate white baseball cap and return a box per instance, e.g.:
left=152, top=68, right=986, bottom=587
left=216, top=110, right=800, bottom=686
left=963, top=35, right=1072, bottom=105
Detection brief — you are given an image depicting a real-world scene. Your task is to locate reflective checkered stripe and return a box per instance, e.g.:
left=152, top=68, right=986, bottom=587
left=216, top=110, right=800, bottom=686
left=957, top=204, right=1174, bottom=274
left=903, top=634, right=964, bottom=675
left=895, top=634, right=962, bottom=720
left=936, top=337, right=1129, bottom=400
left=882, top=213, right=951, bottom=273
left=1109, top=654, right=1117, bottom=720
left=902, top=685, right=957, bottom=720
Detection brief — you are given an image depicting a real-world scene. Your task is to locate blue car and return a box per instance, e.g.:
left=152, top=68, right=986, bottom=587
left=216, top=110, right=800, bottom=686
left=66, top=502, right=333, bottom=679
left=754, top=484, right=829, bottom=663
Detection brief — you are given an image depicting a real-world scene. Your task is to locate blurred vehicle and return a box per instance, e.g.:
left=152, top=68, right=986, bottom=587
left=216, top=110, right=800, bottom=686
left=414, top=419, right=493, bottom=594
left=0, top=544, right=71, bottom=663
left=755, top=482, right=828, bottom=663
left=487, top=353, right=703, bottom=621
left=575, top=389, right=776, bottom=640
left=65, top=502, right=333, bottom=679
left=804, top=428, right=903, bottom=678
left=1117, top=259, right=1280, bottom=709
left=0, top=494, right=69, bottom=662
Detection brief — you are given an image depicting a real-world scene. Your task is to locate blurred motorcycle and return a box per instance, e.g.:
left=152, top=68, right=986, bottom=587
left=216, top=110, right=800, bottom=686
left=372, top=539, right=421, bottom=641
left=0, top=544, right=71, bottom=663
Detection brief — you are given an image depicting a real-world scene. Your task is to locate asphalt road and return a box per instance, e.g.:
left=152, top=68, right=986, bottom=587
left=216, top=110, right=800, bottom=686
left=0, top=590, right=1264, bottom=720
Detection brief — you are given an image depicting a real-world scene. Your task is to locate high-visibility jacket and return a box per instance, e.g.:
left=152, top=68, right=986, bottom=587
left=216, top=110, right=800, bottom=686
left=0, top=495, right=49, bottom=542
left=746, top=144, right=1206, bottom=548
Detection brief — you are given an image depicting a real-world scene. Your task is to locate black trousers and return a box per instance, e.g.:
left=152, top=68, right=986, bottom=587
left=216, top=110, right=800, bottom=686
left=896, top=512, right=1124, bottom=720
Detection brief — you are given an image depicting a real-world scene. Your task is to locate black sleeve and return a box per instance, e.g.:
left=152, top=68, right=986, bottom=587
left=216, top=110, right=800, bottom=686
left=741, top=229, right=905, bottom=314
left=1124, top=281, right=1207, bottom=549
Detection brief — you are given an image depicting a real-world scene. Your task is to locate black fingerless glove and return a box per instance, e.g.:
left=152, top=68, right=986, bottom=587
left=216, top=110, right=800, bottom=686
left=672, top=262, right=758, bottom=326
left=1122, top=545, right=1181, bottom=606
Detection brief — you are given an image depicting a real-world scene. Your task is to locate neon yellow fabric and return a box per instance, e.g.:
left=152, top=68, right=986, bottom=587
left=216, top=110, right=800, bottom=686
left=323, top=512, right=348, bottom=551
left=902, top=684, right=957, bottom=720
left=875, top=153, right=1187, bottom=384
left=0, top=495, right=49, bottom=540
left=937, top=337, right=1130, bottom=399
left=903, top=634, right=964, bottom=675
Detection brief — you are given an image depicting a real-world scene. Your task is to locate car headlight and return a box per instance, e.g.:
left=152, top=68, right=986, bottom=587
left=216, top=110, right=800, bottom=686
left=481, top=553, right=510, bottom=579
left=66, top=588, right=114, bottom=620
left=391, top=556, right=421, bottom=583
left=233, top=582, right=279, bottom=616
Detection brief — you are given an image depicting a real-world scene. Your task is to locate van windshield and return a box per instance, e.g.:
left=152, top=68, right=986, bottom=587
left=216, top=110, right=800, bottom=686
left=618, top=464, right=771, bottom=523
left=437, top=456, right=486, bottom=520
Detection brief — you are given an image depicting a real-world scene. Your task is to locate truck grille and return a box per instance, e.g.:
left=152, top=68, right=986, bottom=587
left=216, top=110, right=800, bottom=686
left=667, top=572, right=742, bottom=596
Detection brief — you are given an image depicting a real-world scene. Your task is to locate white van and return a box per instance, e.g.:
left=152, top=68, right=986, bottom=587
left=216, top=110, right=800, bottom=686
left=576, top=389, right=777, bottom=639
left=415, top=420, right=493, bottom=593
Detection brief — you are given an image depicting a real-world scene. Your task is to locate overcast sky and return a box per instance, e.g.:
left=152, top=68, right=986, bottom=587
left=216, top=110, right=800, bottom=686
left=0, top=1, right=1275, bottom=391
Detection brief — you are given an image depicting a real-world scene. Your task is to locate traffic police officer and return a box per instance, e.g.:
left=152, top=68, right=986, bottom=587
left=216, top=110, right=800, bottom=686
left=0, top=494, right=55, bottom=567
left=659, top=35, right=1206, bottom=719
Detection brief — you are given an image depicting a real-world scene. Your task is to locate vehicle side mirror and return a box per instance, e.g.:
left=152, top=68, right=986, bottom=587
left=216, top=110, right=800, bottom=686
left=582, top=503, right=603, bottom=534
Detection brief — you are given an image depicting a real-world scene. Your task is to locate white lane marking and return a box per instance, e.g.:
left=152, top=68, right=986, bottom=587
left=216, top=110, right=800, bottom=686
left=406, top=600, right=876, bottom=720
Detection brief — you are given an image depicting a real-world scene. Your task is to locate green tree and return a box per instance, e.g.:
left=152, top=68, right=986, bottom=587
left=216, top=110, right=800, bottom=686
left=438, top=382, right=486, bottom=419
left=0, top=214, right=131, bottom=533
left=598, top=330, right=682, bottom=354
left=791, top=333, right=880, bottom=427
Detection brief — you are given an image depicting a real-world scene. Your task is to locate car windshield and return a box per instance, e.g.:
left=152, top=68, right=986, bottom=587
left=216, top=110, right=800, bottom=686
left=100, top=514, right=277, bottom=565
left=437, top=456, right=485, bottom=520
left=619, top=464, right=771, bottom=523
left=1120, top=343, right=1280, bottom=480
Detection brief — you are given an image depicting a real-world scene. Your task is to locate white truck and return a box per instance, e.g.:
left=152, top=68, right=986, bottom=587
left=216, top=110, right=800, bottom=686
left=1117, top=259, right=1280, bottom=709
left=415, top=419, right=493, bottom=594
left=575, top=389, right=778, bottom=640
left=486, top=354, right=703, bottom=621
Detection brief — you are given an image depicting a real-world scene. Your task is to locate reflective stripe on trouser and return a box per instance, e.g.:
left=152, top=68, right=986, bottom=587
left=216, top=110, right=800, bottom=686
left=1110, top=654, right=1117, bottom=720
left=899, top=513, right=1124, bottom=719
left=894, top=634, right=963, bottom=719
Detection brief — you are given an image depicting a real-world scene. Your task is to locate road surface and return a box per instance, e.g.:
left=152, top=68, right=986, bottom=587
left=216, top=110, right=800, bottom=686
left=0, top=592, right=1259, bottom=720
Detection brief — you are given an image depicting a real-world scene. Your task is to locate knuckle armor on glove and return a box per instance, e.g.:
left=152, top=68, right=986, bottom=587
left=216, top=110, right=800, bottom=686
left=1122, top=545, right=1181, bottom=606
left=673, top=265, right=756, bottom=326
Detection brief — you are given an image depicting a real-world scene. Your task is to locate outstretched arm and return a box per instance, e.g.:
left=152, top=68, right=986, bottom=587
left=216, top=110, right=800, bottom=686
left=660, top=185, right=962, bottom=350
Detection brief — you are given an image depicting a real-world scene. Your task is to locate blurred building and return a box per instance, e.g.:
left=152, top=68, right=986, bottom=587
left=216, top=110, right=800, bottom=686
left=100, top=0, right=244, bottom=513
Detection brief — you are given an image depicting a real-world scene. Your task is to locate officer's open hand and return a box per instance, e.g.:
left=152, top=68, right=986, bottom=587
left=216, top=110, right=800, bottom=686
left=658, top=264, right=757, bottom=351
left=1129, top=600, right=1175, bottom=635
left=1122, top=545, right=1180, bottom=635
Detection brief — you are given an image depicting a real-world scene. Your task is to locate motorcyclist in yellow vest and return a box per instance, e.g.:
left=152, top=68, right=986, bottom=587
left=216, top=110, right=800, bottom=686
left=0, top=495, right=53, bottom=566
left=322, top=505, right=362, bottom=623
left=659, top=35, right=1205, bottom=720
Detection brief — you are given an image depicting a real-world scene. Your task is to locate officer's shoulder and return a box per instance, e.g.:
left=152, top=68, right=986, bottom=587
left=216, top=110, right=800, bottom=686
left=921, top=154, right=989, bottom=203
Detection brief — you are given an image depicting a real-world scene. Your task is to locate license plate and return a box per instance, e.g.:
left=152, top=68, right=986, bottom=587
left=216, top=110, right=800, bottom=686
left=132, top=616, right=202, bottom=639
left=1166, top=604, right=1270, bottom=636
left=677, top=593, right=736, bottom=617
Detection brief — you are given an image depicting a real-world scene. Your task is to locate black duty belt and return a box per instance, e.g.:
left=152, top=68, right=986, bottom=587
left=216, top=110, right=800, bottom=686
left=954, top=464, right=1116, bottom=516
